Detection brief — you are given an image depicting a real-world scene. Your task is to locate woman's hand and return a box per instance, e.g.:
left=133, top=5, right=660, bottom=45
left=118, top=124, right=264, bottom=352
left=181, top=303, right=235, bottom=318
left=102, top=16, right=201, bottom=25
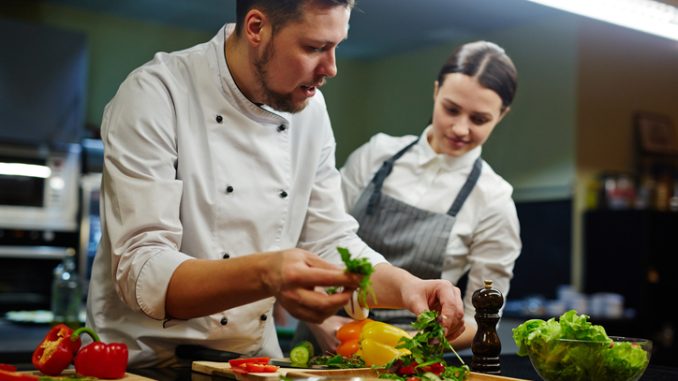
left=305, top=315, right=354, bottom=353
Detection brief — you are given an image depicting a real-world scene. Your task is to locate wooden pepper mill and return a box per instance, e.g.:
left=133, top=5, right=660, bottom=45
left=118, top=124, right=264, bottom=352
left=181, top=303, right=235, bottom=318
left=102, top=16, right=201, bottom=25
left=471, top=279, right=504, bottom=374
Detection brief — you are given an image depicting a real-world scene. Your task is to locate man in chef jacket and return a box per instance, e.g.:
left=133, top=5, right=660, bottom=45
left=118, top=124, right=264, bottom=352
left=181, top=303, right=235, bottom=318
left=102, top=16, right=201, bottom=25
left=86, top=0, right=465, bottom=368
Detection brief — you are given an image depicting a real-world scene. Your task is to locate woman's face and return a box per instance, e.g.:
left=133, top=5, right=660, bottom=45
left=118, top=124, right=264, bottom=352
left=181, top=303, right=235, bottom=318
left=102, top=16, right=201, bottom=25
left=428, top=73, right=508, bottom=156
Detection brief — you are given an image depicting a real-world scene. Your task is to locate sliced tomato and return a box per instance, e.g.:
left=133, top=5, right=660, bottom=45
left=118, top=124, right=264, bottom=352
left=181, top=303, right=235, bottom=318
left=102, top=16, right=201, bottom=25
left=242, top=363, right=279, bottom=373
left=228, top=357, right=271, bottom=367
left=0, top=369, right=39, bottom=381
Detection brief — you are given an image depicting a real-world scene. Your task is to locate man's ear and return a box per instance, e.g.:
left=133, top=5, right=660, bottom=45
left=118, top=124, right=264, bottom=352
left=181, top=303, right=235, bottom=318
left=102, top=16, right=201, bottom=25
left=244, top=9, right=268, bottom=46
left=433, top=80, right=439, bottom=101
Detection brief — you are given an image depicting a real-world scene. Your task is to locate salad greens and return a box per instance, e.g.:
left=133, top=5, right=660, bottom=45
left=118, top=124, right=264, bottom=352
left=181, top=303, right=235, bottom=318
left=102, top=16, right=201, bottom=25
left=381, top=311, right=470, bottom=381
left=512, top=310, right=650, bottom=381
left=337, top=247, right=377, bottom=306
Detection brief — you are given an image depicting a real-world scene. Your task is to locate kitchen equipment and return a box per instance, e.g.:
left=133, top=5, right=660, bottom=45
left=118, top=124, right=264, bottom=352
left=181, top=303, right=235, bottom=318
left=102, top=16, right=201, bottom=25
left=0, top=143, right=80, bottom=232
left=192, top=361, right=528, bottom=380
left=20, top=369, right=153, bottom=381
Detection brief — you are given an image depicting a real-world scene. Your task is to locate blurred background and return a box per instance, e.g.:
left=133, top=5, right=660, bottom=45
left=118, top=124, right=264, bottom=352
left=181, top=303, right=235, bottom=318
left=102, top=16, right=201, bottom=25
left=1, top=0, right=677, bottom=365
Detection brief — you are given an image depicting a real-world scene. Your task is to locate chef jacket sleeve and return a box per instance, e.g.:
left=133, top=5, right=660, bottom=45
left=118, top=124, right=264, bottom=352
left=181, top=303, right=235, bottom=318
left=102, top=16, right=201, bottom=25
left=100, top=69, right=193, bottom=320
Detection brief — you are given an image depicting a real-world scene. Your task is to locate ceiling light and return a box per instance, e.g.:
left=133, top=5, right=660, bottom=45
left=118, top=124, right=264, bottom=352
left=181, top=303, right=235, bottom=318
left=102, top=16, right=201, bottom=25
left=527, top=0, right=678, bottom=41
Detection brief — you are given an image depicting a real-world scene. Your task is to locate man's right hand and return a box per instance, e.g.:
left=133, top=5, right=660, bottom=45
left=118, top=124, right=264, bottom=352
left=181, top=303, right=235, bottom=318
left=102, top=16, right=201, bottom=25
left=261, top=249, right=361, bottom=323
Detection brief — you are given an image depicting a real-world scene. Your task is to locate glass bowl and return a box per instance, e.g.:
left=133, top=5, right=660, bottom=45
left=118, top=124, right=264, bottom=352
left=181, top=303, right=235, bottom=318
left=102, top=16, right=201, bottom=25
left=526, top=336, right=652, bottom=381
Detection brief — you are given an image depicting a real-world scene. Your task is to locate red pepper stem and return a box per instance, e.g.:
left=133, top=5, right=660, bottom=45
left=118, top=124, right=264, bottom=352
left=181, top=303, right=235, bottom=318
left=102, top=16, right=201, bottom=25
left=71, top=327, right=100, bottom=343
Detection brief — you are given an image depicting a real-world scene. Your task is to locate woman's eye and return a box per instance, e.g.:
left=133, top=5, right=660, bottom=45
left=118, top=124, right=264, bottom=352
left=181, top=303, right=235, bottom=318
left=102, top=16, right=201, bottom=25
left=308, top=46, right=324, bottom=53
left=471, top=116, right=489, bottom=125
left=446, top=108, right=460, bottom=115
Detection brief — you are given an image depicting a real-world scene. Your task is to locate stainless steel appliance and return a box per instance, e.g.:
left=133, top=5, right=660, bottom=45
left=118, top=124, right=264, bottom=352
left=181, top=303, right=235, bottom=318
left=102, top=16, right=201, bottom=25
left=0, top=143, right=81, bottom=312
left=0, top=144, right=80, bottom=231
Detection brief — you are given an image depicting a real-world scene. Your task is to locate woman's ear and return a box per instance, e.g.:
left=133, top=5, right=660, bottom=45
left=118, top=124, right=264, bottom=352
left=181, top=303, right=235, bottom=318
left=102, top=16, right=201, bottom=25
left=497, top=106, right=511, bottom=123
left=244, top=9, right=268, bottom=46
left=433, top=80, right=439, bottom=101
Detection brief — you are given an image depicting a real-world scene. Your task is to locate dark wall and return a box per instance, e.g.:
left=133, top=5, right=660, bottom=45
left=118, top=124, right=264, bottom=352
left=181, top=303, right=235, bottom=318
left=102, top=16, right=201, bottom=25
left=510, top=199, right=572, bottom=299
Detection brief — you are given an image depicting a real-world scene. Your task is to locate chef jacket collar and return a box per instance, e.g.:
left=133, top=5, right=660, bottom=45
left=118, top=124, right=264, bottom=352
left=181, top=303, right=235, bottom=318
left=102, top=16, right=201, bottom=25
left=417, top=125, right=482, bottom=172
left=217, top=24, right=290, bottom=127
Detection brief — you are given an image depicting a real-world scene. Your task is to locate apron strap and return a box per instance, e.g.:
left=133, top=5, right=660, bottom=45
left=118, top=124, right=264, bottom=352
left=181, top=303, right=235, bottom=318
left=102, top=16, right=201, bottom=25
left=366, top=138, right=419, bottom=215
left=447, top=157, right=483, bottom=217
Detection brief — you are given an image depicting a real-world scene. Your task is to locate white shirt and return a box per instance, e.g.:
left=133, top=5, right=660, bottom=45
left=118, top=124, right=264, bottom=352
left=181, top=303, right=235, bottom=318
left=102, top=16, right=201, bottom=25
left=341, top=128, right=521, bottom=318
left=87, top=24, right=386, bottom=368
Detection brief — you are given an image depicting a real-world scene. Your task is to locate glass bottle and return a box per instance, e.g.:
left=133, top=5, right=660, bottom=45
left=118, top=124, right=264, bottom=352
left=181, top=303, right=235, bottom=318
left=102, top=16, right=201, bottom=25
left=51, top=248, right=82, bottom=328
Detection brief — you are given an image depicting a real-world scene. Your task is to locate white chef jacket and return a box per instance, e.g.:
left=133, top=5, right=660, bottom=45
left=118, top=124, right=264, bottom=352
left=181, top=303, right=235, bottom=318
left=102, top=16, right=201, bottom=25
left=340, top=128, right=521, bottom=318
left=86, top=23, right=386, bottom=368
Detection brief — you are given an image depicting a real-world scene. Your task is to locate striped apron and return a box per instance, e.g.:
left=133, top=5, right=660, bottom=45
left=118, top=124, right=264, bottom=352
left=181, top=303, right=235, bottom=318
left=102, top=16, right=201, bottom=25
left=350, top=138, right=482, bottom=327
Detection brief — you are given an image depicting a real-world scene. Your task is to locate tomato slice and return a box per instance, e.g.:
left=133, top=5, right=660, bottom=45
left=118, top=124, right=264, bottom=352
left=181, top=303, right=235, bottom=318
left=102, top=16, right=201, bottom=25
left=228, top=357, right=271, bottom=367
left=243, top=363, right=279, bottom=373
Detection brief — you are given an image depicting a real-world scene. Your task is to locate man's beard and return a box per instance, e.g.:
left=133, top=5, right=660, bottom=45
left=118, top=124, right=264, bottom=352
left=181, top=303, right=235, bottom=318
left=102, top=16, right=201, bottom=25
left=254, top=40, right=308, bottom=113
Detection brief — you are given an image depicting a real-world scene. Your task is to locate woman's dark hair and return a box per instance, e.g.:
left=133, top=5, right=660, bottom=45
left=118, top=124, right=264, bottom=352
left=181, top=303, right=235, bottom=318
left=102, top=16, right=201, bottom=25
left=235, top=0, right=356, bottom=36
left=437, top=41, right=518, bottom=111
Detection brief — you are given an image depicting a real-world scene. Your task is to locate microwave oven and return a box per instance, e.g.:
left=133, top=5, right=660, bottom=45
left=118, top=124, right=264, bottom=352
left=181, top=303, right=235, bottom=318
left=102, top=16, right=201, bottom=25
left=0, top=144, right=80, bottom=232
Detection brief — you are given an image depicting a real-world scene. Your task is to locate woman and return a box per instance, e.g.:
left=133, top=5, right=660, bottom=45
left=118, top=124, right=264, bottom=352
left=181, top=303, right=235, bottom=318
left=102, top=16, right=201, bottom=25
left=296, top=40, right=521, bottom=352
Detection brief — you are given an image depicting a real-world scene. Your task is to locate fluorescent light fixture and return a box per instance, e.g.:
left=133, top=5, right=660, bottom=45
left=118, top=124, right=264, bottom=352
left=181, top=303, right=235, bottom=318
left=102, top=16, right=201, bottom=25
left=0, top=163, right=52, bottom=178
left=527, top=0, right=678, bottom=41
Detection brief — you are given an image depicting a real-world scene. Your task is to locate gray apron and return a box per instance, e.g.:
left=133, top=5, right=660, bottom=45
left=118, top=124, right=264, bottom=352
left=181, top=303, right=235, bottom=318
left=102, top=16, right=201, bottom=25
left=350, top=138, right=482, bottom=327
left=291, top=139, right=482, bottom=347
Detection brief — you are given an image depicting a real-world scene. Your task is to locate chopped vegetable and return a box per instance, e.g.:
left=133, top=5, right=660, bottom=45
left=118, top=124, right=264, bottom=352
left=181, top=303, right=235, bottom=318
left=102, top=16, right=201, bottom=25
left=381, top=311, right=469, bottom=381
left=32, top=324, right=82, bottom=376
left=512, top=310, right=650, bottom=381
left=228, top=357, right=271, bottom=367
left=337, top=247, right=377, bottom=307
left=309, top=354, right=366, bottom=369
left=0, top=369, right=38, bottom=381
left=228, top=357, right=278, bottom=374
left=290, top=341, right=314, bottom=367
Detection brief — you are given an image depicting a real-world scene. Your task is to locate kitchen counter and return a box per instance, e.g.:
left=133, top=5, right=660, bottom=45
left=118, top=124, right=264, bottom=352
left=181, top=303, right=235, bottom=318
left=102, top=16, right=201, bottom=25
left=2, top=318, right=676, bottom=380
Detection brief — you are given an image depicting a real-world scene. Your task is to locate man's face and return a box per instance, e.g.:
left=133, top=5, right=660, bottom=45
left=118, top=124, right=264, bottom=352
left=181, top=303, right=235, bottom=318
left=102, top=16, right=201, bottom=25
left=254, top=3, right=350, bottom=113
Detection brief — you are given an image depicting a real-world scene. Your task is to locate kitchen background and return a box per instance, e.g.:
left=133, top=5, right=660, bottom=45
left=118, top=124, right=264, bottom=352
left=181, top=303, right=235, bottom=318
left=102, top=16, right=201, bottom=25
left=1, top=0, right=677, bottom=365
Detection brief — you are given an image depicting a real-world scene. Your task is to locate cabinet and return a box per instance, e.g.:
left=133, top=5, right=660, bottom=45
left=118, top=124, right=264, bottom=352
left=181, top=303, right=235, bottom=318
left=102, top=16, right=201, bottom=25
left=584, top=210, right=678, bottom=365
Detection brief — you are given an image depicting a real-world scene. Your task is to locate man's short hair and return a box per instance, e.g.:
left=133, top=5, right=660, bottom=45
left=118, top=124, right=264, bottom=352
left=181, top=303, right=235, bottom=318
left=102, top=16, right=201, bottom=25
left=235, top=0, right=355, bottom=36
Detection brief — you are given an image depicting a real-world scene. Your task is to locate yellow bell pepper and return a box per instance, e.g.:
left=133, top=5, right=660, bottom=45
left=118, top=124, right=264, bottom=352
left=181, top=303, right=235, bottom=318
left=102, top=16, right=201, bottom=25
left=358, top=321, right=411, bottom=366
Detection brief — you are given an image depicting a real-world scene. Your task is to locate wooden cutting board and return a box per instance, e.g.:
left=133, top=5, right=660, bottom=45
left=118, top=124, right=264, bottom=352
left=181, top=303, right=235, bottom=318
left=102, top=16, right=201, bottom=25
left=21, top=369, right=155, bottom=381
left=192, top=360, right=529, bottom=381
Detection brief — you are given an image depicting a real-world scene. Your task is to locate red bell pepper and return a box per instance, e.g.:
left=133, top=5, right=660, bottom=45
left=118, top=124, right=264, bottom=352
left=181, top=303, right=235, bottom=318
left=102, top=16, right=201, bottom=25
left=31, top=324, right=81, bottom=376
left=73, top=328, right=128, bottom=379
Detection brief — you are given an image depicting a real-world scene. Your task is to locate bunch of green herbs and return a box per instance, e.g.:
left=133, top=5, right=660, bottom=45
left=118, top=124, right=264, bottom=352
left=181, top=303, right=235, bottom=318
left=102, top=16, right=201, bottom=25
left=335, top=247, right=377, bottom=306
left=381, top=311, right=469, bottom=381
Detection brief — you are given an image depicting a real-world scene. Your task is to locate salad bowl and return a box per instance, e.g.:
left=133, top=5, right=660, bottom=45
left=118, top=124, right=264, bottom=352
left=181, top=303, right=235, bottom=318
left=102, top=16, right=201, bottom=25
left=526, top=336, right=652, bottom=381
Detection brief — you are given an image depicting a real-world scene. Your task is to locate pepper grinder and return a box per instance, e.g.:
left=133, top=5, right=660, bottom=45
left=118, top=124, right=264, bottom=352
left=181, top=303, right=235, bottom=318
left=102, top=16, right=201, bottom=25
left=471, top=279, right=504, bottom=375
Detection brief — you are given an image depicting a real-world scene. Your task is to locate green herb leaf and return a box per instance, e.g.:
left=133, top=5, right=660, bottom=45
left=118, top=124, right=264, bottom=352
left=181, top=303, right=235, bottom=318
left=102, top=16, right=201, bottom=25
left=336, top=247, right=377, bottom=306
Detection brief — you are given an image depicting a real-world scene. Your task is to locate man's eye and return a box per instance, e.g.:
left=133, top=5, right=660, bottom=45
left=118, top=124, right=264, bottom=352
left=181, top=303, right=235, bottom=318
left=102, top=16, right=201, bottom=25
left=308, top=46, right=324, bottom=53
left=446, top=108, right=460, bottom=115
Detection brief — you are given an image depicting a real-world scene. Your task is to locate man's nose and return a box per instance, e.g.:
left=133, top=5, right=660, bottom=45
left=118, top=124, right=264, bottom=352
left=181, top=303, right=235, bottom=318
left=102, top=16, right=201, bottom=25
left=319, top=49, right=338, bottom=78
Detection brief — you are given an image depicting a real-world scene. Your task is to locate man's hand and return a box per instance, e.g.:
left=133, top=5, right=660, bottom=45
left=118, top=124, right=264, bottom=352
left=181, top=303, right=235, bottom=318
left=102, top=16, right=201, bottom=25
left=370, top=264, right=465, bottom=341
left=400, top=278, right=465, bottom=341
left=261, top=249, right=361, bottom=324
